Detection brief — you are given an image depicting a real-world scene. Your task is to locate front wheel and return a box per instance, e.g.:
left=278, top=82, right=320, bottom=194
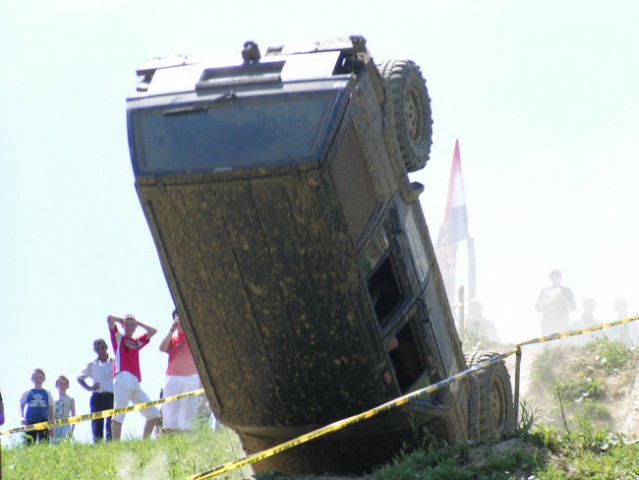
left=465, top=351, right=515, bottom=440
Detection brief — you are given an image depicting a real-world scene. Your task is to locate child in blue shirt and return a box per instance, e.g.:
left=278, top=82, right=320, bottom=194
left=19, top=368, right=54, bottom=445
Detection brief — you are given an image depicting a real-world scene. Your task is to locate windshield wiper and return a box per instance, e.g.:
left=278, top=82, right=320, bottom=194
left=163, top=92, right=237, bottom=116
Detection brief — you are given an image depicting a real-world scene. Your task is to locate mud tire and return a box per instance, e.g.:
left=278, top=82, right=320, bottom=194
left=377, top=59, right=433, bottom=172
left=465, top=351, right=515, bottom=440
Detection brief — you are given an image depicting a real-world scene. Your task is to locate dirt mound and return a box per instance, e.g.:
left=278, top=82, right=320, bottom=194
left=511, top=337, right=639, bottom=436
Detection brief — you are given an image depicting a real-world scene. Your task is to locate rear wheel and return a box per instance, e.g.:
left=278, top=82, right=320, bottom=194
left=465, top=351, right=514, bottom=440
left=377, top=59, right=433, bottom=172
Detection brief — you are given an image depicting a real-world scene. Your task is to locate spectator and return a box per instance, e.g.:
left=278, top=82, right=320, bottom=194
left=52, top=375, right=76, bottom=444
left=159, top=309, right=200, bottom=433
left=614, top=297, right=628, bottom=320
left=0, top=389, right=4, bottom=426
left=571, top=297, right=599, bottom=345
left=154, top=388, right=164, bottom=437
left=535, top=269, right=576, bottom=336
left=576, top=298, right=597, bottom=329
left=19, top=368, right=54, bottom=445
left=0, top=389, right=4, bottom=467
left=612, top=297, right=635, bottom=347
left=382, top=337, right=399, bottom=385
left=466, top=299, right=501, bottom=347
left=107, top=314, right=161, bottom=440
left=77, top=338, right=114, bottom=442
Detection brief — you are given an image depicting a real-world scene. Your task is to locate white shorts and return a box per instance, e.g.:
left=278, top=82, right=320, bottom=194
left=113, top=371, right=161, bottom=424
left=162, top=373, right=200, bottom=430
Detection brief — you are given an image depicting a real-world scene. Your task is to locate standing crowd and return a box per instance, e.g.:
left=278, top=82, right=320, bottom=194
left=455, top=268, right=633, bottom=350
left=535, top=268, right=635, bottom=343
left=6, top=309, right=202, bottom=445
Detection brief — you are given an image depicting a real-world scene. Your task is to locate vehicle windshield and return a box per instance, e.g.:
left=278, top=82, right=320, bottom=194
left=130, top=90, right=345, bottom=175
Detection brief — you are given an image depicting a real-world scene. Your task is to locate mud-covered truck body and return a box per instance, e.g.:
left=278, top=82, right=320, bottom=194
left=126, top=36, right=513, bottom=474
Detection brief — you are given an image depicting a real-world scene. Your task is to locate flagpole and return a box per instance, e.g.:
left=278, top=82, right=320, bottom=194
left=467, top=237, right=476, bottom=301
left=458, top=285, right=465, bottom=336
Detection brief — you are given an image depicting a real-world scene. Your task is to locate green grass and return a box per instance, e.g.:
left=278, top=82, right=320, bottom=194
left=1, top=421, right=246, bottom=480
left=368, top=417, right=639, bottom=480
left=530, top=336, right=634, bottom=385
left=590, top=336, right=634, bottom=371
left=4, top=416, right=639, bottom=480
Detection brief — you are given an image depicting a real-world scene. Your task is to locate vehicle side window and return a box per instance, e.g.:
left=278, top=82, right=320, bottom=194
left=403, top=206, right=430, bottom=284
left=367, top=254, right=404, bottom=325
left=388, top=319, right=427, bottom=391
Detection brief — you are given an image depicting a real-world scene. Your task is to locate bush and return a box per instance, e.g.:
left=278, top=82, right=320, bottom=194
left=588, top=336, right=633, bottom=372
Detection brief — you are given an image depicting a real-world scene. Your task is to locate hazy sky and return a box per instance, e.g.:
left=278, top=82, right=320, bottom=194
left=1, top=0, right=638, bottom=443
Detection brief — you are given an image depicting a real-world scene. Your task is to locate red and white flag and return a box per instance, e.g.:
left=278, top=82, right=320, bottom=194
left=437, top=139, right=470, bottom=302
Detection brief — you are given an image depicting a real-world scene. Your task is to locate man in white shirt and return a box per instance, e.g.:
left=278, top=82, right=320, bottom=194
left=77, top=338, right=114, bottom=442
left=535, top=269, right=576, bottom=337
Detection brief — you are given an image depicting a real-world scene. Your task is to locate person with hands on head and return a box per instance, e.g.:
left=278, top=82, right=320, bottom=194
left=78, top=338, right=115, bottom=442
left=107, top=314, right=161, bottom=440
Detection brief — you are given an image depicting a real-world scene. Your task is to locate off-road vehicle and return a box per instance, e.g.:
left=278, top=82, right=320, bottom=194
left=126, top=36, right=514, bottom=475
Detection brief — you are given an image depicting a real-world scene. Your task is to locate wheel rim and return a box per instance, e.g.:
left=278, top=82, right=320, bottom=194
left=492, top=377, right=507, bottom=432
left=404, top=87, right=424, bottom=141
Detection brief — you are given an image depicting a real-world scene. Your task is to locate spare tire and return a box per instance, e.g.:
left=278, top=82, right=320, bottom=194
left=464, top=351, right=515, bottom=440
left=377, top=60, right=433, bottom=172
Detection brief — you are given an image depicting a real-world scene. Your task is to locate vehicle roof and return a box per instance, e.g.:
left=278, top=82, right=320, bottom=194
left=139, top=51, right=344, bottom=96
left=132, top=36, right=369, bottom=97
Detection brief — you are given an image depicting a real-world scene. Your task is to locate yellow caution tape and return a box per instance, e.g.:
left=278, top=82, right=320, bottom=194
left=0, top=388, right=205, bottom=436
left=516, top=314, right=639, bottom=347
left=184, top=350, right=517, bottom=480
